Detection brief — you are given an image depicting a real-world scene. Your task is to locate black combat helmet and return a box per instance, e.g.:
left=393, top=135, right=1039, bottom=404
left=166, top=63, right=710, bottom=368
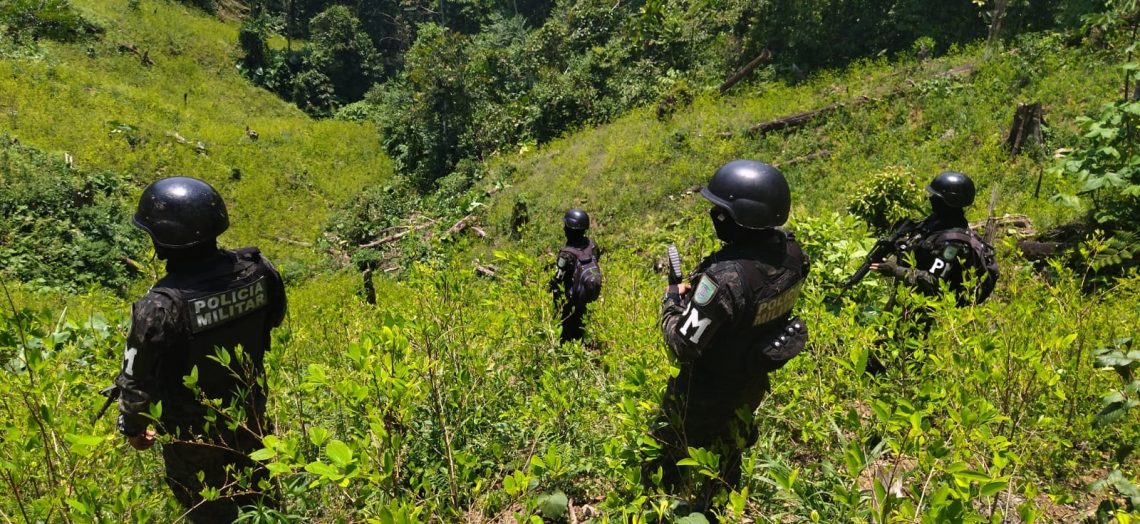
left=564, top=208, right=590, bottom=230
left=700, top=160, right=791, bottom=229
left=926, top=171, right=976, bottom=208
left=133, top=176, right=229, bottom=248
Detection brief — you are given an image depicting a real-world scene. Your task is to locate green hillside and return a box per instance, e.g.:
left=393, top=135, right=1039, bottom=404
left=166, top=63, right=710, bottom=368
left=2, top=1, right=1140, bottom=523
left=481, top=40, right=1110, bottom=254
left=0, top=0, right=391, bottom=274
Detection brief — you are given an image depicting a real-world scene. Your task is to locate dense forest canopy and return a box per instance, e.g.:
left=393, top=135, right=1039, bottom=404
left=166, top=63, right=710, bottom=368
left=232, top=0, right=1093, bottom=191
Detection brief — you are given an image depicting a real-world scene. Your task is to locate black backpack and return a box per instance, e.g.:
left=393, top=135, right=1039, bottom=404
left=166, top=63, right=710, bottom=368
left=561, top=243, right=602, bottom=305
left=934, top=228, right=999, bottom=304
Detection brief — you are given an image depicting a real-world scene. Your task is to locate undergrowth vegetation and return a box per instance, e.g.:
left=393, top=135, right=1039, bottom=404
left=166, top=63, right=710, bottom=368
left=0, top=0, right=392, bottom=273
left=2, top=234, right=1139, bottom=521
left=2, top=0, right=1140, bottom=522
left=0, top=138, right=144, bottom=293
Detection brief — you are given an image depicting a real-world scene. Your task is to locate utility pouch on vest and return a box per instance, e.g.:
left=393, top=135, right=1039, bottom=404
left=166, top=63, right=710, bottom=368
left=758, top=316, right=808, bottom=371
left=736, top=238, right=809, bottom=372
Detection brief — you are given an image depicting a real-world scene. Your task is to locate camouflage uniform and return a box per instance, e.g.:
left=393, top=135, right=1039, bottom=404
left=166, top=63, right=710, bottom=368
left=877, top=215, right=992, bottom=306
left=646, top=233, right=809, bottom=506
left=117, top=248, right=286, bottom=523
left=550, top=237, right=600, bottom=343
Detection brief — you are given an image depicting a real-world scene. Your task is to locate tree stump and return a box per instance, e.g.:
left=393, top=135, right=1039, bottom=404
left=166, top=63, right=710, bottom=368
left=509, top=200, right=529, bottom=240
left=1005, top=102, right=1044, bottom=157
left=362, top=268, right=376, bottom=305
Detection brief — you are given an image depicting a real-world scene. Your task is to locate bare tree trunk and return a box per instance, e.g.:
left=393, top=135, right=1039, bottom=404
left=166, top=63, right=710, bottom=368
left=986, top=0, right=1011, bottom=54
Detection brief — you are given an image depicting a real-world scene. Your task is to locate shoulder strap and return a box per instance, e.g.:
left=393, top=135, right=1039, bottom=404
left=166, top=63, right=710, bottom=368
left=735, top=241, right=806, bottom=301
left=562, top=244, right=593, bottom=261
left=934, top=228, right=992, bottom=254
left=234, top=246, right=262, bottom=262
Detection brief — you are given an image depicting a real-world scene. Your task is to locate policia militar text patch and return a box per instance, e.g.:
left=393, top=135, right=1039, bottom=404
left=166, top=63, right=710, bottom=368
left=189, top=277, right=268, bottom=334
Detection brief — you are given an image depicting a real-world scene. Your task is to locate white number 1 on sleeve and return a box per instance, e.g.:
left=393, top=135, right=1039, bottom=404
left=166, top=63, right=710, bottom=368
left=123, top=347, right=138, bottom=376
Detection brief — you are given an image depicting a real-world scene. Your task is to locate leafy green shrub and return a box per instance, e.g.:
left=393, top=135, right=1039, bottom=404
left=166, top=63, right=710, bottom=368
left=1055, top=88, right=1140, bottom=229
left=0, top=0, right=101, bottom=43
left=1052, top=56, right=1140, bottom=274
left=846, top=166, right=927, bottom=235
left=306, top=6, right=381, bottom=104
left=323, top=182, right=420, bottom=269
left=0, top=139, right=144, bottom=293
left=371, top=23, right=473, bottom=190
left=237, top=14, right=271, bottom=73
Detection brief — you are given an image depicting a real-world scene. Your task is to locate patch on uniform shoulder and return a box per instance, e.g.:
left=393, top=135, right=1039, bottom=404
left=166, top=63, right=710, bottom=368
left=692, top=276, right=719, bottom=306
left=189, top=277, right=268, bottom=334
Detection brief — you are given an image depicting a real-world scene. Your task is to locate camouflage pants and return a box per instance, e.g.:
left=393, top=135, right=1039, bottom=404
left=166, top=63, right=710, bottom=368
left=162, top=433, right=273, bottom=523
left=559, top=302, right=586, bottom=344
left=642, top=377, right=768, bottom=509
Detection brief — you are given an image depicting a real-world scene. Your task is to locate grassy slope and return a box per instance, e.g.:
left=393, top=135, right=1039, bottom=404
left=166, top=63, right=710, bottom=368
left=0, top=0, right=391, bottom=273
left=3, top=6, right=1139, bottom=520
left=481, top=40, right=1116, bottom=257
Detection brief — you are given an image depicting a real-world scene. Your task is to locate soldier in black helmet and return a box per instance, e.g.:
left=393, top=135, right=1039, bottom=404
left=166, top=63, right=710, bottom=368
left=864, top=171, right=998, bottom=373
left=645, top=160, right=810, bottom=516
left=115, top=176, right=287, bottom=522
left=870, top=171, right=998, bottom=306
left=549, top=209, right=603, bottom=344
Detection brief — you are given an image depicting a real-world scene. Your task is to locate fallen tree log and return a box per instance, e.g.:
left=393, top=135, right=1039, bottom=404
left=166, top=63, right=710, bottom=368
left=474, top=264, right=499, bottom=279
left=445, top=214, right=477, bottom=236
left=359, top=221, right=435, bottom=248
left=747, top=99, right=863, bottom=136
left=730, top=64, right=976, bottom=139
left=719, top=49, right=772, bottom=94
left=774, top=149, right=831, bottom=168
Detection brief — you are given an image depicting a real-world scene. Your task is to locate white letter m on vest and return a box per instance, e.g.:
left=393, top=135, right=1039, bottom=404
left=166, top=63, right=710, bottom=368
left=679, top=305, right=712, bottom=343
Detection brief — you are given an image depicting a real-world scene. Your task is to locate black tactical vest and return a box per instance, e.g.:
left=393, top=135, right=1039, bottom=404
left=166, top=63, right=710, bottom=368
left=149, top=248, right=283, bottom=433
left=671, top=234, right=808, bottom=421
left=691, top=234, right=809, bottom=377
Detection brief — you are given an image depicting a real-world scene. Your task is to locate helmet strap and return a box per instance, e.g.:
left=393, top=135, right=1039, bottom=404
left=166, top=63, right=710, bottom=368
left=711, top=207, right=742, bottom=243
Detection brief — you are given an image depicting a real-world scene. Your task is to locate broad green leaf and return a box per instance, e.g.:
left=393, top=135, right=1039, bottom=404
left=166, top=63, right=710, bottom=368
left=676, top=513, right=710, bottom=524
left=326, top=439, right=354, bottom=467
left=305, top=461, right=341, bottom=479
left=980, top=480, right=1008, bottom=497
left=537, top=490, right=568, bottom=520
left=956, top=469, right=992, bottom=483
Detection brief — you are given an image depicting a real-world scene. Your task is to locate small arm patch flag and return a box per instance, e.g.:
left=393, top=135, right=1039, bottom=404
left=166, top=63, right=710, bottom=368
left=693, top=276, right=718, bottom=306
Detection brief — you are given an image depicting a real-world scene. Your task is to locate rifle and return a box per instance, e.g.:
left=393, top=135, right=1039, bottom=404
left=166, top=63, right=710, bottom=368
left=832, top=218, right=919, bottom=302
left=666, top=245, right=684, bottom=286
left=92, top=385, right=120, bottom=424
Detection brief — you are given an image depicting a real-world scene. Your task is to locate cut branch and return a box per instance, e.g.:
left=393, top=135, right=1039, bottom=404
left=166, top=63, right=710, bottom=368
left=774, top=149, right=831, bottom=168
left=359, top=221, right=434, bottom=248
left=747, top=100, right=857, bottom=135
left=444, top=214, right=476, bottom=236
left=719, top=49, right=772, bottom=94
